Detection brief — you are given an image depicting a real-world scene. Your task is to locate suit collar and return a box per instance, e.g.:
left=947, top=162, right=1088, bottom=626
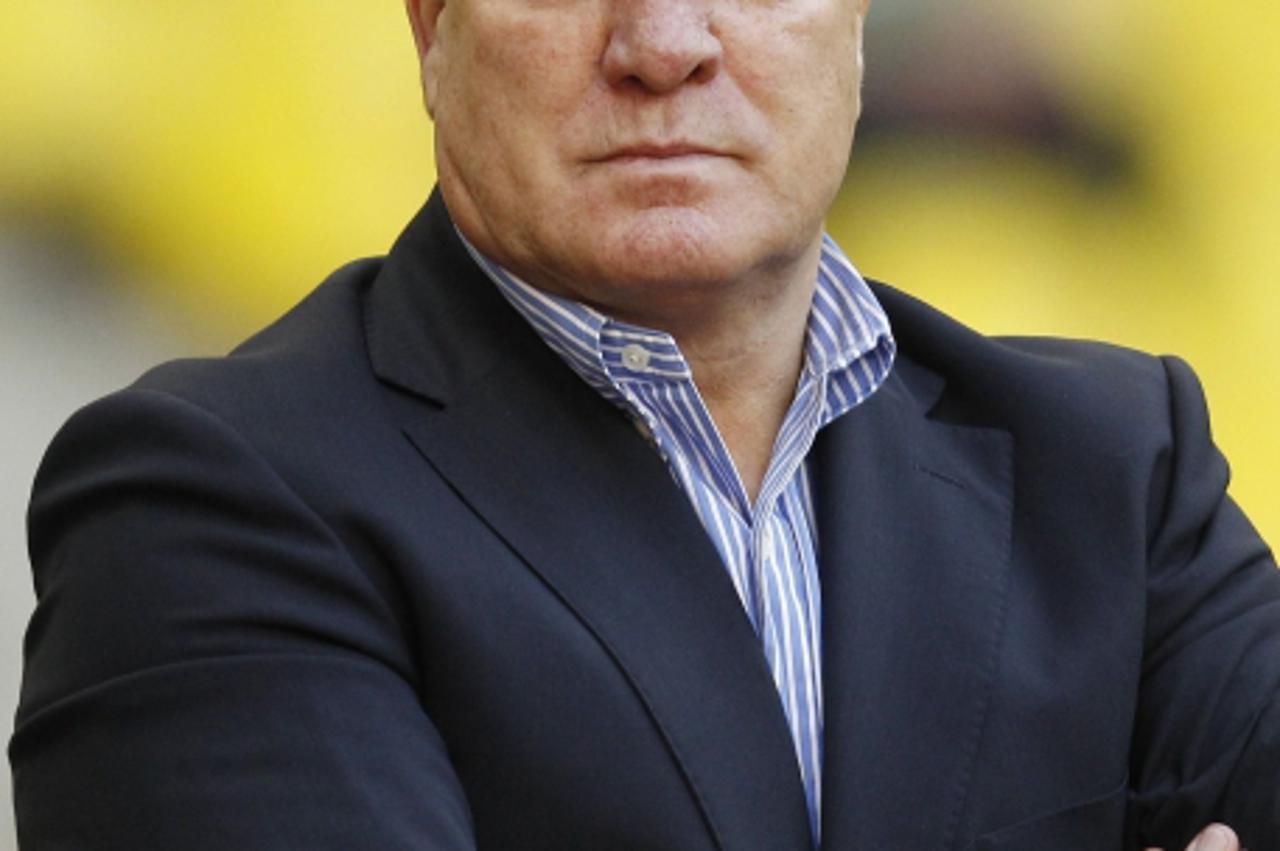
left=364, top=191, right=529, bottom=406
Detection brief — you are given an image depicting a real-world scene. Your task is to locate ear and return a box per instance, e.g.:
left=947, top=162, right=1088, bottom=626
left=405, top=0, right=447, bottom=116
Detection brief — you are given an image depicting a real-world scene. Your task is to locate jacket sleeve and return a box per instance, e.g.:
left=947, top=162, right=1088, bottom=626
left=1130, top=356, right=1280, bottom=850
left=12, top=387, right=478, bottom=850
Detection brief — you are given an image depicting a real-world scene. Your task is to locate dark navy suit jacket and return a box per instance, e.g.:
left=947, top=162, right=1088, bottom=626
left=13, top=193, right=1280, bottom=849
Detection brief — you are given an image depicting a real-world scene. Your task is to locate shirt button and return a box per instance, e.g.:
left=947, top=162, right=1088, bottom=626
left=621, top=344, right=651, bottom=371
left=632, top=418, right=654, bottom=441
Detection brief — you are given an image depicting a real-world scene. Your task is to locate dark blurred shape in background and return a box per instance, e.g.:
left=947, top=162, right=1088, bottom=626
left=860, top=2, right=1134, bottom=183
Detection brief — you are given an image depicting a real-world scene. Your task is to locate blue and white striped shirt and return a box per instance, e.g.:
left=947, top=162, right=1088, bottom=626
left=462, top=234, right=895, bottom=843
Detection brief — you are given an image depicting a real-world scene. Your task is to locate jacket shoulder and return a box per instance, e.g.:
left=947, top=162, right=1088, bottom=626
left=134, top=257, right=385, bottom=420
left=871, top=280, right=1183, bottom=453
left=33, top=257, right=393, bottom=522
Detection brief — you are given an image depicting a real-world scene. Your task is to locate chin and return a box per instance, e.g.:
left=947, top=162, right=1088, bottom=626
left=590, top=206, right=763, bottom=288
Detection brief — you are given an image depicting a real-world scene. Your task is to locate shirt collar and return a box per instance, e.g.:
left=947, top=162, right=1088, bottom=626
left=457, top=229, right=895, bottom=417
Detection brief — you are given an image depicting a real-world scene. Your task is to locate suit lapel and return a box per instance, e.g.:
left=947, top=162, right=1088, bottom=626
left=814, top=357, right=1015, bottom=851
left=364, top=195, right=812, bottom=851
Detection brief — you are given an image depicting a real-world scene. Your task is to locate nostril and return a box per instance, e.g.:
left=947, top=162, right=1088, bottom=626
left=688, top=53, right=720, bottom=85
left=604, top=48, right=720, bottom=93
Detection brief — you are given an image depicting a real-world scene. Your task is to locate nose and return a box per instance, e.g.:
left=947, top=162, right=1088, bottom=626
left=602, top=0, right=723, bottom=93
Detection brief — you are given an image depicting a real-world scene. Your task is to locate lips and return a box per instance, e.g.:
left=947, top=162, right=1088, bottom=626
left=592, top=143, right=730, bottom=163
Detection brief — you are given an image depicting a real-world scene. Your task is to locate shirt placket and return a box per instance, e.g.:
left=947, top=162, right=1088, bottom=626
left=750, top=375, right=828, bottom=840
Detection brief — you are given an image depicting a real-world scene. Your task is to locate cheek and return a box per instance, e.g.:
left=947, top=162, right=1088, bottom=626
left=732, top=49, right=859, bottom=176
left=724, top=22, right=862, bottom=228
left=439, top=12, right=604, bottom=235
left=465, top=11, right=596, bottom=129
left=729, top=5, right=862, bottom=123
left=439, top=41, right=553, bottom=191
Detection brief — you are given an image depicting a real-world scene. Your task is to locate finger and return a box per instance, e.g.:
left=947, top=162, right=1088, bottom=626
left=1187, top=823, right=1241, bottom=851
left=1143, top=823, right=1242, bottom=851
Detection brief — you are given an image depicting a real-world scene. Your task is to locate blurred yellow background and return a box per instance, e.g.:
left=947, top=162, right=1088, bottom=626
left=1, top=4, right=1276, bottom=543
left=0, top=4, right=1276, bottom=846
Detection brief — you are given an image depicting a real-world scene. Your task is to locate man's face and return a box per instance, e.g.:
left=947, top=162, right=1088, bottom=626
left=408, top=0, right=869, bottom=318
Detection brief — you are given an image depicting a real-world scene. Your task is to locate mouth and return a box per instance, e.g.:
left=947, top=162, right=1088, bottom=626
left=591, top=143, right=732, bottom=164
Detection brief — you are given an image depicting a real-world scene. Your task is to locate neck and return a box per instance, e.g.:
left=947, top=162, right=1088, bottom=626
left=645, top=244, right=820, bottom=506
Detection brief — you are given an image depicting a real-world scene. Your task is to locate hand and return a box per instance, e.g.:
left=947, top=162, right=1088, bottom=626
left=1147, top=823, right=1242, bottom=851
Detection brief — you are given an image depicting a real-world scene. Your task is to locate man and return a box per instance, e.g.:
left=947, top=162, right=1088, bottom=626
left=11, top=0, right=1278, bottom=848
